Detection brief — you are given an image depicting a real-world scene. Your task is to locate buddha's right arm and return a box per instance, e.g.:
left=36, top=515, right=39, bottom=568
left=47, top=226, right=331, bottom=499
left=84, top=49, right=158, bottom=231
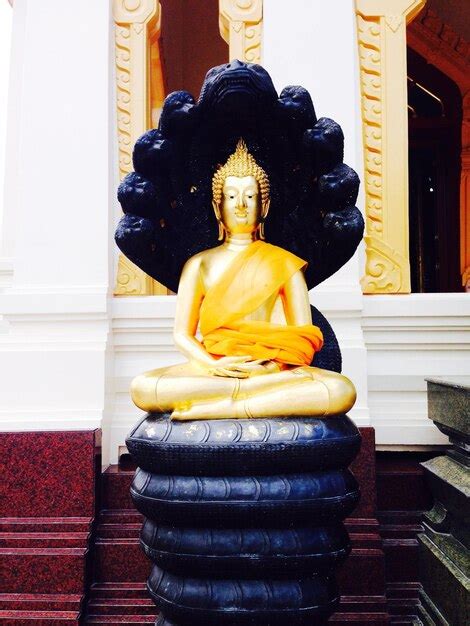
left=173, top=255, right=216, bottom=367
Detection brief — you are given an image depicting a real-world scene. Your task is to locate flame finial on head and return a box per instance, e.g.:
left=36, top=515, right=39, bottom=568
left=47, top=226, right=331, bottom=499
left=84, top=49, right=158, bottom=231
left=212, top=139, right=270, bottom=208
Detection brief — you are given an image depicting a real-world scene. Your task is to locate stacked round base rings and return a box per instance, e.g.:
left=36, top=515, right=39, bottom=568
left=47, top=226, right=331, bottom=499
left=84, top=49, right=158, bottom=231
left=127, top=414, right=361, bottom=625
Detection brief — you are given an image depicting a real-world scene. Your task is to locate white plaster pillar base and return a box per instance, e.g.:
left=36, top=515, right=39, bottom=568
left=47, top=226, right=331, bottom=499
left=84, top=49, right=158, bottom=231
left=263, top=0, right=370, bottom=426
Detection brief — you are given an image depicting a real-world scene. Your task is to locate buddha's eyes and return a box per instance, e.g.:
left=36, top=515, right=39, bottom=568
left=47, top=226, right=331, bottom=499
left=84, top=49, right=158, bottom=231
left=223, top=189, right=256, bottom=200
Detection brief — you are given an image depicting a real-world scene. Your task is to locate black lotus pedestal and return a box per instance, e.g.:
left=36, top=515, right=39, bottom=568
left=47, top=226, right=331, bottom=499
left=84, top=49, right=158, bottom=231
left=127, top=414, right=361, bottom=625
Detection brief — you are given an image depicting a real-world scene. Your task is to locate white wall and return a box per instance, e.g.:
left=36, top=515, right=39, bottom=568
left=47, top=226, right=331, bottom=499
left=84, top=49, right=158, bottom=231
left=0, top=1, right=115, bottom=459
left=0, top=0, right=13, bottom=284
left=365, top=294, right=470, bottom=447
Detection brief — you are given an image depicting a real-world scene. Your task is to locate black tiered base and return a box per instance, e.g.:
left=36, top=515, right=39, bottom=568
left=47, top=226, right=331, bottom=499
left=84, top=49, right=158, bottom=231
left=127, top=413, right=361, bottom=625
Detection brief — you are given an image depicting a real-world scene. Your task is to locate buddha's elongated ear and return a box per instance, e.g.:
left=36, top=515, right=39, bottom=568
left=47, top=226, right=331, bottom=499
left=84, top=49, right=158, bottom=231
left=212, top=199, right=225, bottom=240
left=212, top=199, right=221, bottom=220
left=261, top=198, right=270, bottom=220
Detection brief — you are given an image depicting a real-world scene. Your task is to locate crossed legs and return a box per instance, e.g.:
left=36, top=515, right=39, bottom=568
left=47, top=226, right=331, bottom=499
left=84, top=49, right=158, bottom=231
left=131, top=362, right=356, bottom=420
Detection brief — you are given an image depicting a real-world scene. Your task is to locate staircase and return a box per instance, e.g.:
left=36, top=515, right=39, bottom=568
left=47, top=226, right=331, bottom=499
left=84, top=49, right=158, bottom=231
left=83, top=428, right=392, bottom=625
left=0, top=430, right=99, bottom=626
left=85, top=583, right=155, bottom=624
left=376, top=451, right=435, bottom=624
left=0, top=426, right=432, bottom=624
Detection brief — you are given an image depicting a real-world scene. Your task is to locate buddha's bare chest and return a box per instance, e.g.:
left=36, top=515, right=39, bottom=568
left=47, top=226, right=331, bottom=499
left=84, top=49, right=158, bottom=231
left=199, top=249, right=242, bottom=291
left=199, top=249, right=285, bottom=323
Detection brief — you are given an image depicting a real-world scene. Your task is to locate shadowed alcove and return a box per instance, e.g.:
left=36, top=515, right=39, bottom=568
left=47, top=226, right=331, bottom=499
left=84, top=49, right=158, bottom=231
left=407, top=47, right=462, bottom=293
left=159, top=0, right=228, bottom=98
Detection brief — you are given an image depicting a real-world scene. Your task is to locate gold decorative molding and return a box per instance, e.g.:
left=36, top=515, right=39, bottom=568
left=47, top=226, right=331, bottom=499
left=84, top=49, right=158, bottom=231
left=408, top=8, right=470, bottom=289
left=219, top=0, right=263, bottom=63
left=356, top=0, right=426, bottom=294
left=462, top=146, right=470, bottom=291
left=113, top=0, right=165, bottom=295
left=115, top=254, right=152, bottom=295
left=363, top=237, right=407, bottom=293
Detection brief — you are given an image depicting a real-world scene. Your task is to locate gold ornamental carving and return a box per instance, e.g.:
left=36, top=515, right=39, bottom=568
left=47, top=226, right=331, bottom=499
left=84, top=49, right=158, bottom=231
left=219, top=0, right=263, bottom=63
left=113, top=0, right=166, bottom=295
left=362, top=237, right=406, bottom=293
left=462, top=147, right=470, bottom=290
left=116, top=255, right=151, bottom=295
left=355, top=0, right=426, bottom=294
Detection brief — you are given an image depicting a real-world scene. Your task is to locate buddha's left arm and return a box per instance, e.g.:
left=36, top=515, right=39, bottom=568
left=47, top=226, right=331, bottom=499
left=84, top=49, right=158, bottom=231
left=281, top=270, right=313, bottom=326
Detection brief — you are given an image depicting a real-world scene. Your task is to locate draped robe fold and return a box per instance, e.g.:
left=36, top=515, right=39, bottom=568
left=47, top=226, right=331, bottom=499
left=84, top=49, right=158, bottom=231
left=200, top=241, right=324, bottom=367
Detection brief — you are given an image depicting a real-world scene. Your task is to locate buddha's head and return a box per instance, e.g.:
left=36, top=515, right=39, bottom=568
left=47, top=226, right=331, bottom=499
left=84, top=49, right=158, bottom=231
left=212, top=139, right=270, bottom=240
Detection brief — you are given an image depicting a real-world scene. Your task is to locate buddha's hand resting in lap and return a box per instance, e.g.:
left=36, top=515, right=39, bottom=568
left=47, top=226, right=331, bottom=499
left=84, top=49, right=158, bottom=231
left=206, top=356, right=280, bottom=378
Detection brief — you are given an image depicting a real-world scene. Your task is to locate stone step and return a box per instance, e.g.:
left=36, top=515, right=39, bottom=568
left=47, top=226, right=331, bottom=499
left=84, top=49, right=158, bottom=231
left=0, top=533, right=89, bottom=548
left=349, top=532, right=383, bottom=549
left=89, top=584, right=148, bottom=600
left=0, top=518, right=92, bottom=533
left=86, top=595, right=390, bottom=619
left=339, top=595, right=388, bottom=613
left=93, top=536, right=384, bottom=595
left=84, top=618, right=154, bottom=624
left=378, top=511, right=424, bottom=526
left=386, top=583, right=421, bottom=600
left=85, top=613, right=392, bottom=625
left=379, top=525, right=423, bottom=540
left=98, top=524, right=142, bottom=539
left=338, top=549, right=386, bottom=596
left=0, top=610, right=79, bottom=624
left=93, top=540, right=150, bottom=583
left=96, top=524, right=381, bottom=548
left=382, top=539, right=420, bottom=584
left=87, top=599, right=156, bottom=616
left=376, top=455, right=433, bottom=513
left=98, top=511, right=142, bottom=525
left=0, top=595, right=82, bottom=612
left=101, top=467, right=136, bottom=511
left=387, top=598, right=421, bottom=617
left=0, top=548, right=87, bottom=594
left=84, top=593, right=390, bottom=624
left=346, top=517, right=381, bottom=534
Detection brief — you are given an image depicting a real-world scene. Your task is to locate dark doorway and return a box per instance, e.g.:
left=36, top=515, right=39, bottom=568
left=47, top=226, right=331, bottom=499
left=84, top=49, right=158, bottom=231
left=407, top=47, right=462, bottom=292
left=160, top=0, right=228, bottom=99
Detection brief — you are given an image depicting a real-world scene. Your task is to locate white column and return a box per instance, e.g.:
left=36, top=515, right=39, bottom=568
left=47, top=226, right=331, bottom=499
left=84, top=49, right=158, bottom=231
left=0, top=0, right=15, bottom=288
left=0, top=0, right=115, bottom=448
left=263, top=0, right=370, bottom=425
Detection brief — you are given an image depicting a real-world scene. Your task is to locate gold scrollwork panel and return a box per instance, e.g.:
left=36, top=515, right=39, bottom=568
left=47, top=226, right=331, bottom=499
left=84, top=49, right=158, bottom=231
left=113, top=0, right=167, bottom=295
left=356, top=0, right=426, bottom=294
left=462, top=147, right=470, bottom=289
left=219, top=0, right=263, bottom=63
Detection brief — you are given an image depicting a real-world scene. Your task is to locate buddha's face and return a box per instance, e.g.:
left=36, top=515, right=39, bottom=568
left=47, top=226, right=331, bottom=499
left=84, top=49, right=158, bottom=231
left=219, top=175, right=260, bottom=234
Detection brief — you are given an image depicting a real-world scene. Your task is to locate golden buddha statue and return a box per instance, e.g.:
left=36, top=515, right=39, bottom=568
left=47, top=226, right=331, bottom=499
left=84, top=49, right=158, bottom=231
left=131, top=140, right=356, bottom=420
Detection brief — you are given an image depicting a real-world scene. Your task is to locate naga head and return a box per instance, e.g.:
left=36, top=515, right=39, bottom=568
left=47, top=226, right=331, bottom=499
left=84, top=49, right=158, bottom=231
left=198, top=60, right=277, bottom=120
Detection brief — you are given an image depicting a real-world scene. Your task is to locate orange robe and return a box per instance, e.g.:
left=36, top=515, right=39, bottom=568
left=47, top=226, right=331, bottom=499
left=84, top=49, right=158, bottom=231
left=200, top=241, right=323, bottom=367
